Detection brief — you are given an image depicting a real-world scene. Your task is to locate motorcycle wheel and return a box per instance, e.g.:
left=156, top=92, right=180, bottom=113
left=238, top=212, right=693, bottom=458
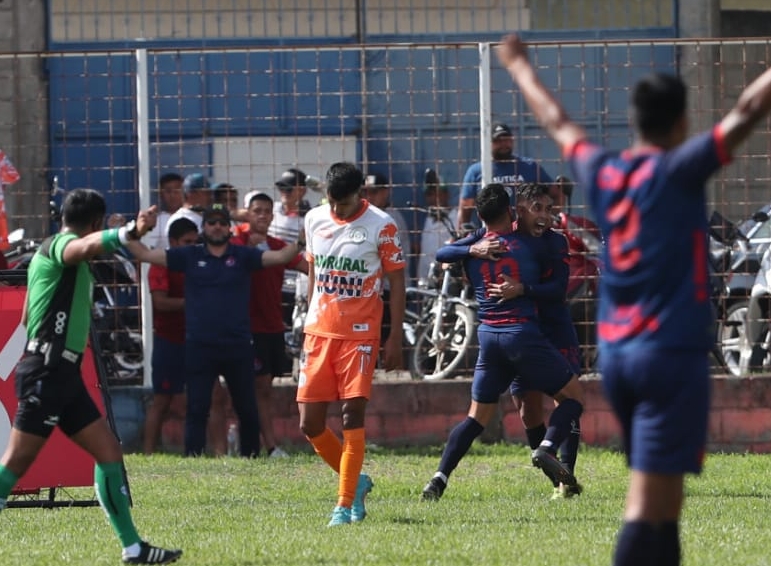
left=717, top=300, right=748, bottom=377
left=409, top=304, right=477, bottom=381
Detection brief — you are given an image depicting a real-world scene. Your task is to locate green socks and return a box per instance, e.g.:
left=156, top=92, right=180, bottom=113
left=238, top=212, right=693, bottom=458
left=94, top=462, right=141, bottom=547
left=0, top=463, right=20, bottom=511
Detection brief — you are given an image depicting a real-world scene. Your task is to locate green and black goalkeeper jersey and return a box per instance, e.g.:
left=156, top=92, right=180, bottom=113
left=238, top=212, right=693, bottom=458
left=25, top=232, right=94, bottom=354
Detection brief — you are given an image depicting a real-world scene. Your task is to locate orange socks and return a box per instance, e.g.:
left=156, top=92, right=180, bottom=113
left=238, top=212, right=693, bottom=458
left=337, top=428, right=365, bottom=508
left=307, top=427, right=343, bottom=473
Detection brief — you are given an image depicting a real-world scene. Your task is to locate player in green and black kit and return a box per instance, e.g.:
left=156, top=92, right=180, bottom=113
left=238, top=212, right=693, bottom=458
left=0, top=189, right=181, bottom=565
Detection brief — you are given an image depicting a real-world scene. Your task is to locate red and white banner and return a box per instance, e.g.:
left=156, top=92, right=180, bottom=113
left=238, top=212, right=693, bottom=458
left=0, top=284, right=105, bottom=493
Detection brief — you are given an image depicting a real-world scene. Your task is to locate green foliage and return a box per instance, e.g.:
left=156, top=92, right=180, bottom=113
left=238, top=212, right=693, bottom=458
left=2, top=447, right=771, bottom=565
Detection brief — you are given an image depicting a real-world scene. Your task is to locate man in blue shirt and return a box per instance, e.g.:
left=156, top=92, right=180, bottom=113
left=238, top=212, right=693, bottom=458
left=128, top=204, right=300, bottom=457
left=457, top=122, right=553, bottom=229
left=421, top=183, right=584, bottom=501
left=497, top=33, right=771, bottom=566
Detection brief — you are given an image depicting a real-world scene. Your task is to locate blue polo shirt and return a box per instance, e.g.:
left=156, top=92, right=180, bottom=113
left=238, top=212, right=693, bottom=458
left=166, top=244, right=264, bottom=345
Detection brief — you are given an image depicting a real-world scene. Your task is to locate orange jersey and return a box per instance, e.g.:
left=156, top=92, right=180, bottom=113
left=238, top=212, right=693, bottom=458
left=304, top=200, right=405, bottom=340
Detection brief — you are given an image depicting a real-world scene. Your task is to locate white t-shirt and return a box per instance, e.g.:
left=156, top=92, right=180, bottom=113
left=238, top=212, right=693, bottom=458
left=418, top=207, right=458, bottom=283
left=142, top=211, right=173, bottom=249
left=267, top=202, right=302, bottom=244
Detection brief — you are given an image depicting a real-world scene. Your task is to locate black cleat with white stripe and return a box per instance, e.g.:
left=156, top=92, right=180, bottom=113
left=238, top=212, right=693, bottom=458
left=123, top=541, right=182, bottom=564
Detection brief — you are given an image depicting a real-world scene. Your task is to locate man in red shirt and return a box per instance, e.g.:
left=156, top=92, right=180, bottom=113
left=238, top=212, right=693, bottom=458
left=233, top=192, right=307, bottom=456
left=143, top=217, right=199, bottom=454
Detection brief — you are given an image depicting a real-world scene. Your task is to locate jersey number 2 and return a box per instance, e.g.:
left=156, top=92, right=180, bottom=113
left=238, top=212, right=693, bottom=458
left=606, top=197, right=641, bottom=271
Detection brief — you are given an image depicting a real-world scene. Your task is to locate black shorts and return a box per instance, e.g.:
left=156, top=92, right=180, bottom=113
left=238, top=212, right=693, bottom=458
left=13, top=354, right=102, bottom=438
left=252, top=332, right=286, bottom=378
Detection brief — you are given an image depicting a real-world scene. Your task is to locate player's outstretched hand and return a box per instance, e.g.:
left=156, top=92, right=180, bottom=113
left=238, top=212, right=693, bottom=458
left=495, top=34, right=529, bottom=69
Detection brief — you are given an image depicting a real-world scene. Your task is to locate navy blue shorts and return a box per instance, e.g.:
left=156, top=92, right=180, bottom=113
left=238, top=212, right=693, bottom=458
left=151, top=335, right=186, bottom=395
left=600, top=348, right=709, bottom=475
left=252, top=332, right=286, bottom=377
left=473, top=324, right=572, bottom=404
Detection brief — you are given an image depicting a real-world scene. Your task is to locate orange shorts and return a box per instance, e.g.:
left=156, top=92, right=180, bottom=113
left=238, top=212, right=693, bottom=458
left=296, top=334, right=379, bottom=403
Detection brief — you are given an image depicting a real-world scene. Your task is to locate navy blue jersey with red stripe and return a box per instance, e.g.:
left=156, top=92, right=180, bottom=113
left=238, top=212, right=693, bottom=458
left=537, top=229, right=579, bottom=351
left=436, top=229, right=546, bottom=330
left=567, top=126, right=730, bottom=352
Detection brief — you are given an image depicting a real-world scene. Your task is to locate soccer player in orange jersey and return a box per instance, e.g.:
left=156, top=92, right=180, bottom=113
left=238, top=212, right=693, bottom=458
left=297, top=162, right=406, bottom=526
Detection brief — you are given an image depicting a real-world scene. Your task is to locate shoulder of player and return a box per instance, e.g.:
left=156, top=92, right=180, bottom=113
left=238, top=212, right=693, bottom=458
left=543, top=228, right=568, bottom=247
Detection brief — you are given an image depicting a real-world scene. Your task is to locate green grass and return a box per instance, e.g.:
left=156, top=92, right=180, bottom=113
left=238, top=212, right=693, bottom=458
left=3, top=445, right=771, bottom=565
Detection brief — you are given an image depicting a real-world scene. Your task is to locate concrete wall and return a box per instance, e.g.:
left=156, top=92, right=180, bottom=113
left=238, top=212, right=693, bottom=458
left=113, top=376, right=771, bottom=455
left=0, top=1, right=49, bottom=238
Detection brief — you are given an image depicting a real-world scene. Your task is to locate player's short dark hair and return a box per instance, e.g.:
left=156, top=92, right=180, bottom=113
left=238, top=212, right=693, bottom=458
left=62, top=188, right=107, bottom=230
left=248, top=192, right=273, bottom=208
left=167, top=217, right=199, bottom=241
left=631, top=73, right=687, bottom=139
left=159, top=172, right=183, bottom=187
left=326, top=162, right=364, bottom=201
left=516, top=182, right=550, bottom=204
left=476, top=183, right=510, bottom=224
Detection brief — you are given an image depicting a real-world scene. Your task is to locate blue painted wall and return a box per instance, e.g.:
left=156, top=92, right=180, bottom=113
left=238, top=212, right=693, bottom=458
left=46, top=31, right=676, bottom=221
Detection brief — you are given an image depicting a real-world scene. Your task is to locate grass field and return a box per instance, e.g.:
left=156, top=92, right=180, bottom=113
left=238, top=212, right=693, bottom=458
left=2, top=445, right=771, bottom=565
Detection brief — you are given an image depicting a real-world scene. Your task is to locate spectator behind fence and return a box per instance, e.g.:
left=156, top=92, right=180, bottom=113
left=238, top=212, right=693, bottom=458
left=457, top=122, right=553, bottom=229
left=363, top=172, right=410, bottom=343
left=496, top=33, right=771, bottom=566
left=165, top=173, right=213, bottom=236
left=0, top=189, right=181, bottom=564
left=298, top=162, right=405, bottom=526
left=127, top=203, right=300, bottom=458
left=233, top=191, right=308, bottom=457
left=417, top=175, right=457, bottom=283
left=143, top=217, right=199, bottom=455
left=269, top=168, right=313, bottom=373
left=142, top=172, right=185, bottom=250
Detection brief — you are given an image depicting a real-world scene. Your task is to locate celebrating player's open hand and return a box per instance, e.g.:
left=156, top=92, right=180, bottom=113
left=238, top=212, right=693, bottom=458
left=487, top=273, right=524, bottom=302
left=495, top=34, right=529, bottom=69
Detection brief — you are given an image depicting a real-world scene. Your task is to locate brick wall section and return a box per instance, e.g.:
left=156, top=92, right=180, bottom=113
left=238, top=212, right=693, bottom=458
left=146, top=376, right=771, bottom=454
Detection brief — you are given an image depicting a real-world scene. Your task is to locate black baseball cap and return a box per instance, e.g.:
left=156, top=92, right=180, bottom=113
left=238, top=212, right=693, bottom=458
left=492, top=123, right=513, bottom=140
left=364, top=173, right=389, bottom=188
left=275, top=168, right=307, bottom=190
left=202, top=203, right=231, bottom=224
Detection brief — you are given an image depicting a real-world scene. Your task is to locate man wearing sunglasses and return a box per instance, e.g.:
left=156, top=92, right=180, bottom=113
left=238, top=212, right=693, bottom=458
left=127, top=203, right=301, bottom=458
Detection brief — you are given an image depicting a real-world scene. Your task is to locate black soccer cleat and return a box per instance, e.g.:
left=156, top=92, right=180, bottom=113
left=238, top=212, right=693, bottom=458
left=123, top=542, right=183, bottom=565
left=531, top=447, right=578, bottom=488
left=421, top=477, right=447, bottom=501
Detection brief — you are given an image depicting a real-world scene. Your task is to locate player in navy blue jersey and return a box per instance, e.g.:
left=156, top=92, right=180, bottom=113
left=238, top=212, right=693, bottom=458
left=506, top=184, right=583, bottom=499
left=457, top=122, right=553, bottom=229
left=421, top=183, right=584, bottom=502
left=442, top=183, right=584, bottom=497
left=497, top=33, right=771, bottom=566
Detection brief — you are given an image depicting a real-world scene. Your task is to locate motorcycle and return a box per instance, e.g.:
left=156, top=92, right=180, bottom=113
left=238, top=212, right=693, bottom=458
left=709, top=209, right=763, bottom=375
left=716, top=211, right=771, bottom=375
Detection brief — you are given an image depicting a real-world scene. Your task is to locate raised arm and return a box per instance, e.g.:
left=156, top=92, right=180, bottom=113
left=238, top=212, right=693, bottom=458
left=125, top=240, right=167, bottom=266
left=719, top=65, right=771, bottom=156
left=63, top=205, right=159, bottom=265
left=495, top=34, right=586, bottom=151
